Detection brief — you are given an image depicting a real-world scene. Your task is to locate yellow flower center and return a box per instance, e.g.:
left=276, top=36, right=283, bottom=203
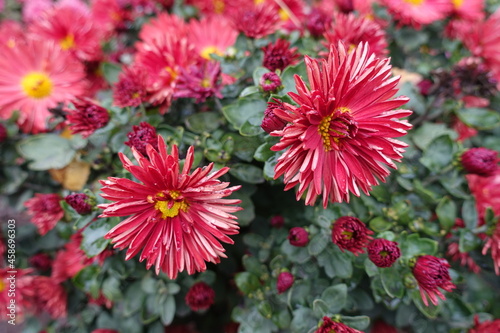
left=201, top=78, right=211, bottom=88
left=341, top=230, right=353, bottom=240
left=254, top=0, right=265, bottom=4
left=452, top=0, right=463, bottom=8
left=213, top=0, right=225, bottom=14
left=0, top=278, right=5, bottom=292
left=279, top=8, right=289, bottom=21
left=165, top=66, right=178, bottom=81
left=7, top=39, right=16, bottom=48
left=318, top=107, right=356, bottom=151
left=21, top=72, right=53, bottom=99
left=151, top=191, right=189, bottom=219
left=403, top=0, right=424, bottom=5
left=60, top=33, right=75, bottom=50
left=379, top=251, right=389, bottom=257
left=200, top=46, right=224, bottom=60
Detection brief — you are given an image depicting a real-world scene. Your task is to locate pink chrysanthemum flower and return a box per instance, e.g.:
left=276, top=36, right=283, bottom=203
left=51, top=233, right=92, bottom=283
left=113, top=65, right=150, bottom=108
left=0, top=268, right=36, bottom=322
left=0, top=20, right=25, bottom=49
left=412, top=255, right=456, bottom=306
left=174, top=60, right=224, bottom=103
left=305, top=7, right=333, bottom=37
left=91, top=0, right=131, bottom=37
left=482, top=223, right=500, bottom=275
left=125, top=122, right=159, bottom=156
left=22, top=0, right=52, bottom=23
left=451, top=0, right=484, bottom=21
left=316, top=316, right=363, bottom=333
left=380, top=0, right=452, bottom=29
left=0, top=38, right=86, bottom=133
left=323, top=12, right=388, bottom=57
left=262, top=39, right=300, bottom=72
left=138, top=13, right=188, bottom=46
left=446, top=242, right=480, bottom=274
left=33, top=276, right=67, bottom=319
left=461, top=147, right=499, bottom=177
left=188, top=16, right=238, bottom=60
left=466, top=169, right=500, bottom=222
left=185, top=282, right=216, bottom=311
left=332, top=216, right=373, bottom=255
left=470, top=315, right=500, bottom=333
left=185, top=0, right=238, bottom=16
left=99, top=135, right=242, bottom=279
left=24, top=193, right=64, bottom=235
left=271, top=42, right=412, bottom=206
left=65, top=97, right=110, bottom=138
left=135, top=36, right=198, bottom=113
left=29, top=6, right=103, bottom=61
left=231, top=3, right=281, bottom=39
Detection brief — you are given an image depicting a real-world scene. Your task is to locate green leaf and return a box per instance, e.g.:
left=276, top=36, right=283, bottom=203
left=364, top=259, right=379, bottom=277
left=380, top=265, right=405, bottom=298
left=240, top=115, right=265, bottom=136
left=459, top=229, right=480, bottom=253
left=280, top=61, right=306, bottom=95
left=222, top=94, right=267, bottom=136
left=412, top=123, right=457, bottom=150
left=436, top=196, right=457, bottom=231
left=17, top=134, right=75, bottom=170
left=419, top=135, right=456, bottom=172
left=462, top=199, right=478, bottom=229
left=232, top=192, right=255, bottom=227
left=394, top=26, right=429, bottom=51
left=240, top=86, right=260, bottom=97
left=234, top=272, right=261, bottom=294
left=185, top=112, right=222, bottom=133
left=321, top=284, right=347, bottom=314
left=312, top=299, right=329, bottom=317
left=308, top=233, right=329, bottom=256
left=229, top=163, right=264, bottom=184
left=456, top=107, right=500, bottom=130
left=81, top=219, right=111, bottom=257
left=254, top=142, right=275, bottom=162
left=258, top=301, right=273, bottom=319
left=102, top=276, right=122, bottom=301
left=160, top=295, right=175, bottom=325
left=224, top=133, right=262, bottom=162
left=331, top=247, right=353, bottom=279
left=340, top=316, right=370, bottom=331
left=290, top=308, right=317, bottom=333
left=253, top=66, right=271, bottom=86
left=102, top=62, right=122, bottom=84
left=369, top=217, right=392, bottom=233
left=400, top=233, right=438, bottom=258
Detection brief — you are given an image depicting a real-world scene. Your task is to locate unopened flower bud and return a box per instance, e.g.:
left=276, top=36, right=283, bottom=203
left=367, top=238, right=401, bottom=268
left=260, top=72, right=282, bottom=92
left=461, top=147, right=499, bottom=177
left=185, top=282, right=215, bottom=311
left=65, top=193, right=93, bottom=215
left=277, top=271, right=294, bottom=294
left=288, top=227, right=309, bottom=247
left=261, top=100, right=287, bottom=133
left=270, top=215, right=285, bottom=228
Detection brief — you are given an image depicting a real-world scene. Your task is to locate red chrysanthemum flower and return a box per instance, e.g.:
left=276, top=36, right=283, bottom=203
left=99, top=135, right=242, bottom=279
left=380, top=0, right=452, bottom=29
left=33, top=275, right=67, bottom=319
left=451, top=0, right=484, bottom=21
left=270, top=215, right=285, bottom=228
left=185, top=282, right=216, bottom=311
left=461, top=148, right=499, bottom=177
left=305, top=7, right=333, bottom=37
left=482, top=222, right=500, bottom=275
left=466, top=169, right=500, bottom=221
left=65, top=97, right=110, bottom=138
left=332, top=216, right=373, bottom=255
left=412, top=255, right=456, bottom=306
left=260, top=72, right=282, bottom=92
left=125, top=122, right=159, bottom=156
left=188, top=16, right=238, bottom=60
left=469, top=315, right=500, bottom=333
left=0, top=37, right=86, bottom=133
left=51, top=233, right=91, bottom=283
left=270, top=42, right=412, bottom=206
left=91, top=0, right=132, bottom=37
left=323, top=12, right=388, bottom=57
left=0, top=268, right=36, bottom=322
left=231, top=3, right=281, bottom=39
left=371, top=319, right=398, bottom=333
left=29, top=253, right=53, bottom=272
left=277, top=271, right=294, bottom=294
left=453, top=117, right=478, bottom=142
left=367, top=238, right=401, bottom=267
left=446, top=242, right=481, bottom=274
left=65, top=193, right=94, bottom=214
left=288, top=227, right=309, bottom=247
left=174, top=60, right=223, bottom=103
left=262, top=39, right=300, bottom=72
left=24, top=193, right=64, bottom=235
left=316, top=316, right=363, bottom=333
left=113, top=65, right=149, bottom=108
left=138, top=13, right=188, bottom=46
left=29, top=6, right=104, bottom=61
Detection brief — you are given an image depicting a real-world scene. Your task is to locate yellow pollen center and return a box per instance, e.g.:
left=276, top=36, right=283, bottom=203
left=60, top=33, right=75, bottom=50
left=452, top=0, right=463, bottom=7
left=318, top=107, right=353, bottom=152
left=7, top=39, right=16, bottom=48
left=342, top=231, right=353, bottom=240
left=403, top=0, right=424, bottom=5
left=201, top=78, right=211, bottom=88
left=213, top=0, right=225, bottom=14
left=165, top=66, right=178, bottom=81
left=279, top=8, right=289, bottom=21
left=200, top=46, right=224, bottom=60
left=21, top=72, right=53, bottom=99
left=132, top=92, right=140, bottom=99
left=153, top=191, right=189, bottom=219
left=0, top=278, right=5, bottom=292
left=254, top=0, right=265, bottom=4
left=379, top=251, right=389, bottom=257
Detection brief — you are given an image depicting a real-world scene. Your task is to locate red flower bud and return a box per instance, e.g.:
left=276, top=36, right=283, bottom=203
left=461, top=147, right=499, bottom=177
left=331, top=216, right=373, bottom=256
left=185, top=282, right=215, bottom=311
left=367, top=238, right=401, bottom=268
left=270, top=215, right=285, bottom=228
left=66, top=97, right=110, bottom=138
left=288, top=227, right=309, bottom=247
left=260, top=72, right=282, bottom=92
left=261, top=100, right=287, bottom=133
left=277, top=271, right=294, bottom=294
left=65, top=193, right=93, bottom=215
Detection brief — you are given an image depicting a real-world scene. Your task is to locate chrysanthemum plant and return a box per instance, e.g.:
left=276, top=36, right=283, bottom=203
left=1, top=0, right=500, bottom=332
